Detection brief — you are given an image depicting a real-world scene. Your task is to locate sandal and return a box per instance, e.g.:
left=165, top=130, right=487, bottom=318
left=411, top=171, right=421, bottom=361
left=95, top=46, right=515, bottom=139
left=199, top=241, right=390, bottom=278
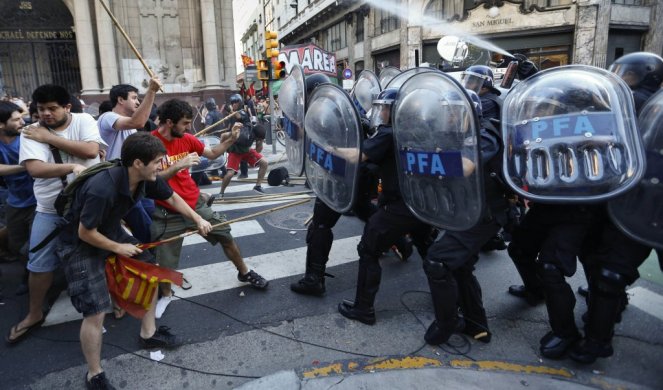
left=5, top=318, right=45, bottom=345
left=113, top=305, right=126, bottom=319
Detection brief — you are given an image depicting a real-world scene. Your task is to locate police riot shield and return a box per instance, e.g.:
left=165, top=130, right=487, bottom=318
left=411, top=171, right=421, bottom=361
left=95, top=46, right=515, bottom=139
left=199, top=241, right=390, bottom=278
left=350, top=70, right=381, bottom=117
left=278, top=65, right=307, bottom=176
left=385, top=67, right=438, bottom=90
left=502, top=65, right=646, bottom=203
left=393, top=72, right=484, bottom=231
left=304, top=84, right=362, bottom=213
left=378, top=66, right=401, bottom=89
left=190, top=136, right=226, bottom=173
left=608, top=90, right=663, bottom=250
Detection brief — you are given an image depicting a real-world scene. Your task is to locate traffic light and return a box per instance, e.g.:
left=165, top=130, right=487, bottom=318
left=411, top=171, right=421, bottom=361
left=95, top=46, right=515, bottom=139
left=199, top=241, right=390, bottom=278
left=272, top=60, right=286, bottom=79
left=265, top=31, right=279, bottom=59
left=257, top=59, right=270, bottom=81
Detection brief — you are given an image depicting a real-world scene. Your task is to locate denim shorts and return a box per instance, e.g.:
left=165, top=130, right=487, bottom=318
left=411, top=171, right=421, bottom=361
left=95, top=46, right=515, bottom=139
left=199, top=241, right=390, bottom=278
left=27, top=212, right=66, bottom=273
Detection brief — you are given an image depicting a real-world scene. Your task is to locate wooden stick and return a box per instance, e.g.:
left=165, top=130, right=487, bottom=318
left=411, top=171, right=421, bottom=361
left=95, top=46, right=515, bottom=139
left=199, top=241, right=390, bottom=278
left=194, top=111, right=242, bottom=137
left=213, top=190, right=313, bottom=201
left=98, top=0, right=164, bottom=93
left=157, top=198, right=311, bottom=245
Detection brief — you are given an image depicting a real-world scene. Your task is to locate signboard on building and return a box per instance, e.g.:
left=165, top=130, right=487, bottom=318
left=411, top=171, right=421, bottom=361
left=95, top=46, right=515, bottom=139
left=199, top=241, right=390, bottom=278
left=278, top=43, right=337, bottom=77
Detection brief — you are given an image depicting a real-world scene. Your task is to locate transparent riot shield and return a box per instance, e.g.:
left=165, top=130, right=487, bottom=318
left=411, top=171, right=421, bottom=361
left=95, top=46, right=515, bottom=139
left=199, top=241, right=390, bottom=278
left=351, top=70, right=381, bottom=117
left=279, top=65, right=307, bottom=176
left=608, top=90, right=663, bottom=249
left=393, top=72, right=484, bottom=230
left=304, top=84, right=363, bottom=213
left=378, top=66, right=401, bottom=89
left=385, top=67, right=439, bottom=91
left=502, top=65, right=646, bottom=203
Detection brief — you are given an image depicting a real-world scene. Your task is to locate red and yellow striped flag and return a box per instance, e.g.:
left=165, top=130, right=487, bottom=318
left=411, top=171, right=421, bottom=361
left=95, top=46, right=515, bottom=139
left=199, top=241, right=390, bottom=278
left=105, top=253, right=183, bottom=319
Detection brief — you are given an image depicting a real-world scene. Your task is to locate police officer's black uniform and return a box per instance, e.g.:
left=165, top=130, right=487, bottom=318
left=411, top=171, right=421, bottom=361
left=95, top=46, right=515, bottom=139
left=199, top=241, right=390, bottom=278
left=423, top=118, right=510, bottom=345
left=338, top=123, right=433, bottom=325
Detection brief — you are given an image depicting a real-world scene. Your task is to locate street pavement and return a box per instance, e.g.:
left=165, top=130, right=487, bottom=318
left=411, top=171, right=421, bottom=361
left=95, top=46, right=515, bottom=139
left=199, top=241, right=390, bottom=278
left=1, top=142, right=662, bottom=389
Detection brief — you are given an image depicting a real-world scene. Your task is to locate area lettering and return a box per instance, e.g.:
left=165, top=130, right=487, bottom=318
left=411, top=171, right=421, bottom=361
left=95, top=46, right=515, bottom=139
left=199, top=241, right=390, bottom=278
left=400, top=150, right=464, bottom=177
left=306, top=140, right=346, bottom=176
left=515, top=112, right=616, bottom=142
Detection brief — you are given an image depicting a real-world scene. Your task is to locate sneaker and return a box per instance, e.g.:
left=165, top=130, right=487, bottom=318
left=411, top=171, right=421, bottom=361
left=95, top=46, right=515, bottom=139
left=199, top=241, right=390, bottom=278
left=253, top=185, right=265, bottom=194
left=155, top=295, right=174, bottom=319
left=238, top=174, right=249, bottom=179
left=139, top=326, right=181, bottom=349
left=86, top=372, right=116, bottom=390
left=238, top=270, right=269, bottom=289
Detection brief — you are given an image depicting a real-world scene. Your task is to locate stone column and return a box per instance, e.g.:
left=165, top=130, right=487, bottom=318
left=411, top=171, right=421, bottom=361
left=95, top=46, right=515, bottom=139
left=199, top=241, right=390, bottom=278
left=201, top=0, right=221, bottom=89
left=405, top=26, right=422, bottom=69
left=592, top=0, right=611, bottom=68
left=95, top=0, right=119, bottom=93
left=73, top=0, right=101, bottom=94
left=644, top=0, right=663, bottom=55
left=364, top=8, right=374, bottom=72
left=573, top=0, right=599, bottom=66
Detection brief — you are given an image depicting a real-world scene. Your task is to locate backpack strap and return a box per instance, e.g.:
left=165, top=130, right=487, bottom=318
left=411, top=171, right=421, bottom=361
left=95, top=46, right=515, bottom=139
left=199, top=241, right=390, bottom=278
left=50, top=146, right=69, bottom=188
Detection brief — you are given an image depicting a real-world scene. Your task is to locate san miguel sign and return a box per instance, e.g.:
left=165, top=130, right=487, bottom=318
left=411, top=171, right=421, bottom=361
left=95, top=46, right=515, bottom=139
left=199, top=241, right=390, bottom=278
left=278, top=43, right=337, bottom=77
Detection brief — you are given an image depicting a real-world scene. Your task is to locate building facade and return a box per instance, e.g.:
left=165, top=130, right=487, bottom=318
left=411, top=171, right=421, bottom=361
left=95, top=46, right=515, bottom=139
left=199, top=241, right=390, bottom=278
left=0, top=0, right=238, bottom=107
left=236, top=0, right=662, bottom=81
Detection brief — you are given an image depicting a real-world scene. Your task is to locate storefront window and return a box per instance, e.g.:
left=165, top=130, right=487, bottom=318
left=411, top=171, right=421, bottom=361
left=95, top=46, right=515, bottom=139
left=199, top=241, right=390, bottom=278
left=512, top=45, right=570, bottom=70
left=611, top=0, right=643, bottom=5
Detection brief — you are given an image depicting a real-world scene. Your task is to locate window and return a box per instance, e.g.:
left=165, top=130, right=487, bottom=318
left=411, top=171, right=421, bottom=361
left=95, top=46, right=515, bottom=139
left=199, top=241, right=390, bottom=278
left=425, top=0, right=463, bottom=20
left=356, top=14, right=364, bottom=43
left=327, top=20, right=347, bottom=51
left=611, top=0, right=643, bottom=4
left=375, top=8, right=400, bottom=34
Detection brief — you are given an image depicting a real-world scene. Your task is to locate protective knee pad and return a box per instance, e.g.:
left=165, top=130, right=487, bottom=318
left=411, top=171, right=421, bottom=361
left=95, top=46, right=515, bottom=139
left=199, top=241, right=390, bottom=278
left=592, top=268, right=627, bottom=297
left=539, top=263, right=565, bottom=285
left=423, top=258, right=451, bottom=282
left=306, top=223, right=333, bottom=245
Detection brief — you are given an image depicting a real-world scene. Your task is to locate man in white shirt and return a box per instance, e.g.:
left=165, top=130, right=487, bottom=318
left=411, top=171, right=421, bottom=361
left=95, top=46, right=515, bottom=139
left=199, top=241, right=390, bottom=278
left=6, top=84, right=105, bottom=344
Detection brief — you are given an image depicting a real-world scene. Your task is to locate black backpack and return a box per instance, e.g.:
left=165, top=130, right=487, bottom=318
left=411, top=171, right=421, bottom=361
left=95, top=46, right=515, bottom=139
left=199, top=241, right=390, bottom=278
left=54, top=159, right=122, bottom=218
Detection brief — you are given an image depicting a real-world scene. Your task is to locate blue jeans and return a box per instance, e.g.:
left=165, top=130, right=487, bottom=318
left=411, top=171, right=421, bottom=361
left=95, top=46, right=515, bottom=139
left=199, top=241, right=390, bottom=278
left=123, top=198, right=154, bottom=244
left=27, top=212, right=65, bottom=273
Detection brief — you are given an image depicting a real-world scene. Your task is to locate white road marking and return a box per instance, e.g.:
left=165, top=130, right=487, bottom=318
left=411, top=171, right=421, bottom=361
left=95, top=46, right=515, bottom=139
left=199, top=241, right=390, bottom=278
left=43, top=235, right=361, bottom=326
left=183, top=220, right=264, bottom=246
left=627, top=286, right=663, bottom=322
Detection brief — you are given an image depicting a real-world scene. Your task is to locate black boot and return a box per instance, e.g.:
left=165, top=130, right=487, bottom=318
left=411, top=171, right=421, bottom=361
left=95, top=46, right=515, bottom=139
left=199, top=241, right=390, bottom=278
left=338, top=254, right=381, bottom=325
left=570, top=269, right=625, bottom=364
left=291, top=222, right=334, bottom=296
left=290, top=274, right=325, bottom=296
left=392, top=235, right=413, bottom=261
left=507, top=244, right=544, bottom=306
left=455, top=267, right=491, bottom=343
left=539, top=263, right=580, bottom=359
left=423, top=260, right=460, bottom=345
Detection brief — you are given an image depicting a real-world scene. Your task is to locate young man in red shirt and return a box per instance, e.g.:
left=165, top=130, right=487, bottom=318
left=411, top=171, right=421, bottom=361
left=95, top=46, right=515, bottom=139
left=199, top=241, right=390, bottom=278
left=151, top=99, right=268, bottom=318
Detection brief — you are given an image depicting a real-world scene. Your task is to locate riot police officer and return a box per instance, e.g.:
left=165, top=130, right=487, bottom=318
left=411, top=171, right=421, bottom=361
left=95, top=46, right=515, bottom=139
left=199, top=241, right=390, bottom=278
left=569, top=52, right=663, bottom=364
left=337, top=88, right=433, bottom=324
left=290, top=73, right=379, bottom=295
left=461, top=65, right=502, bottom=122
left=422, top=90, right=510, bottom=345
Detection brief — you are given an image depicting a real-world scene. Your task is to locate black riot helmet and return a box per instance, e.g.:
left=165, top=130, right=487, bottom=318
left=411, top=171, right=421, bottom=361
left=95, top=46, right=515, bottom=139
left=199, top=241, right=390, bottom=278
left=461, top=65, right=500, bottom=96
left=229, top=93, right=243, bottom=105
left=369, top=88, right=397, bottom=130
left=609, top=52, right=663, bottom=91
left=305, top=73, right=331, bottom=103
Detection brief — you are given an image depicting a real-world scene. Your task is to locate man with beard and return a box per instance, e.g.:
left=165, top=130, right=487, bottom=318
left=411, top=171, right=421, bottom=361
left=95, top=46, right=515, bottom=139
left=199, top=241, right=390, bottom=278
left=0, top=101, right=36, bottom=294
left=150, top=99, right=268, bottom=319
left=6, top=84, right=105, bottom=344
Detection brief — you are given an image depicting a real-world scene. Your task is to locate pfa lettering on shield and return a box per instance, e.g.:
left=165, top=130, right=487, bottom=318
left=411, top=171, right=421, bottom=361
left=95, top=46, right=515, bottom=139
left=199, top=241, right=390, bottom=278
left=515, top=112, right=616, bottom=144
left=306, top=139, right=346, bottom=176
left=399, top=149, right=464, bottom=178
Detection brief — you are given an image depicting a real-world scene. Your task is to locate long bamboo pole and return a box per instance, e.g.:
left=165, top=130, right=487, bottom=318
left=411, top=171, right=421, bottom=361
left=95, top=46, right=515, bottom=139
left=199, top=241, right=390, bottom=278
left=97, top=0, right=164, bottom=92
left=156, top=198, right=310, bottom=245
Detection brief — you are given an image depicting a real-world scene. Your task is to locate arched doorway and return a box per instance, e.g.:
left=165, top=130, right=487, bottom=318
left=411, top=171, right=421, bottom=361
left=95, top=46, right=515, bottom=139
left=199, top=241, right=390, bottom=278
left=0, top=0, right=81, bottom=100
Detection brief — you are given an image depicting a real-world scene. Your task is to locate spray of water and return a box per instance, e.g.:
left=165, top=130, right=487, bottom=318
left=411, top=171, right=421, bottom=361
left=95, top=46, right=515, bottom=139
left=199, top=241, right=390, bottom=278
left=363, top=0, right=513, bottom=58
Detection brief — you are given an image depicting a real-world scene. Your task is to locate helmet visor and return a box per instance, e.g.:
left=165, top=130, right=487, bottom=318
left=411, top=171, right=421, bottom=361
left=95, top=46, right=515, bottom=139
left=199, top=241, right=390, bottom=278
left=369, top=102, right=392, bottom=129
left=460, top=71, right=487, bottom=94
left=609, top=63, right=646, bottom=89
